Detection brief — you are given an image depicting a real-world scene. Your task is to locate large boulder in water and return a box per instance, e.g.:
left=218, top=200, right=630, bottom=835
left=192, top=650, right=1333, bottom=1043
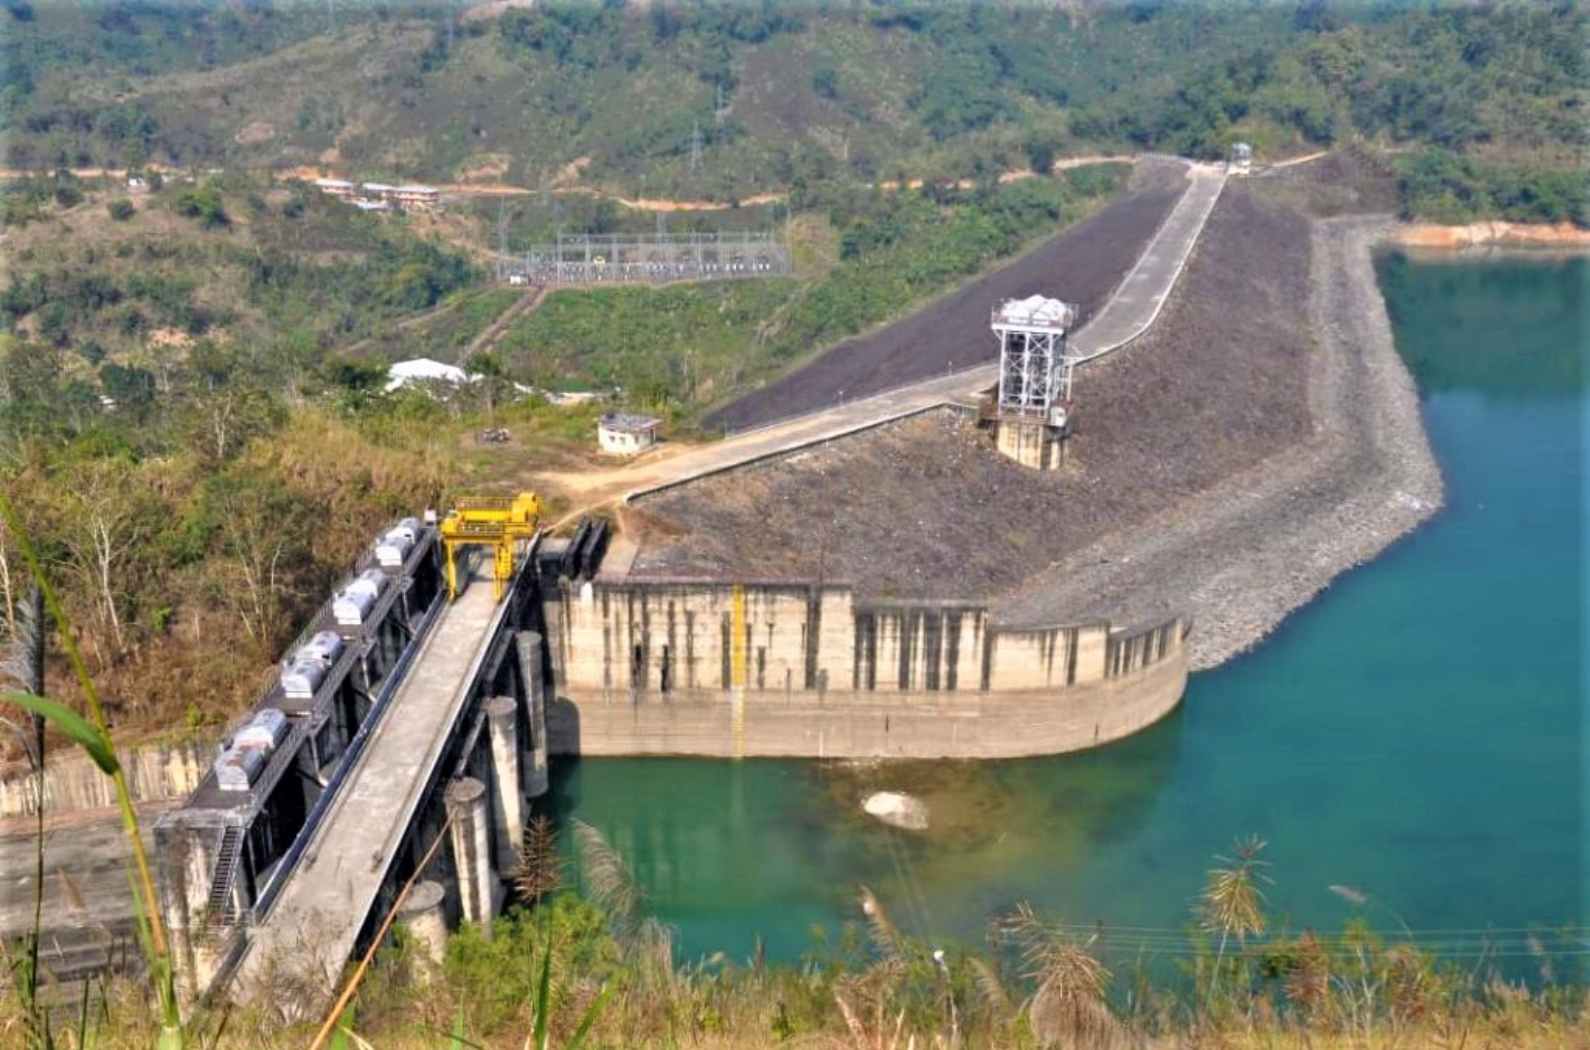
left=862, top=791, right=929, bottom=831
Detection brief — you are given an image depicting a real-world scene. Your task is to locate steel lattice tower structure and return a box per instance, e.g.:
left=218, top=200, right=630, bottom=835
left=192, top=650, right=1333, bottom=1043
left=993, top=296, right=1079, bottom=420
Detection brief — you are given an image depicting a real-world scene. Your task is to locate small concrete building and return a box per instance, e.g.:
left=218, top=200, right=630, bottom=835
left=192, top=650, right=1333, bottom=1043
left=1229, top=142, right=1253, bottom=176
left=314, top=178, right=356, bottom=198
left=598, top=412, right=661, bottom=456
left=391, top=184, right=441, bottom=210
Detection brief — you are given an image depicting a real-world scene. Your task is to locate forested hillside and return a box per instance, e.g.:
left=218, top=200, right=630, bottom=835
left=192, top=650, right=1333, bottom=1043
left=2, top=0, right=1583, bottom=221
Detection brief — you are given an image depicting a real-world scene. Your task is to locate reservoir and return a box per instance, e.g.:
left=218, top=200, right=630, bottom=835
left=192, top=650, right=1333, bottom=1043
left=549, top=253, right=1585, bottom=965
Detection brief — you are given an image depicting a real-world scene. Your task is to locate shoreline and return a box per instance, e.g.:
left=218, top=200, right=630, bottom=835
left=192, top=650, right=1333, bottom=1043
left=1186, top=216, right=1448, bottom=669
left=1388, top=219, right=1590, bottom=251
left=996, top=213, right=1445, bottom=672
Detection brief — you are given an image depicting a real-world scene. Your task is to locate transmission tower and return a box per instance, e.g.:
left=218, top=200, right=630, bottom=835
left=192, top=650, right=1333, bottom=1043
left=689, top=120, right=702, bottom=178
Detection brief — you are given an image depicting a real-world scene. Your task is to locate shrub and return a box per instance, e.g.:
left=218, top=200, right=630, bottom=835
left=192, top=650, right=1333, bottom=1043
left=173, top=185, right=228, bottom=228
left=107, top=198, right=135, bottom=221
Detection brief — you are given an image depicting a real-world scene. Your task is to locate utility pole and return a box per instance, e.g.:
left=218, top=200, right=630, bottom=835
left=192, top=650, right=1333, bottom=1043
left=496, top=199, right=507, bottom=280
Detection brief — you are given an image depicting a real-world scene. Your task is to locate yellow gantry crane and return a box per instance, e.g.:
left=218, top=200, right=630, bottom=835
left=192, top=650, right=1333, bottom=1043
left=439, top=491, right=543, bottom=601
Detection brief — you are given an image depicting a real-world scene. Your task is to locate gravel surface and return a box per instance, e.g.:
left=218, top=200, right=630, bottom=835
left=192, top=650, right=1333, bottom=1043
left=998, top=215, right=1444, bottom=669
left=706, top=159, right=1186, bottom=431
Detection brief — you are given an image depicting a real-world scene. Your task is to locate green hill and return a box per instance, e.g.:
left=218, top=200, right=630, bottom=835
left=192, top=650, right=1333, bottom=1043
left=3, top=1, right=1583, bottom=209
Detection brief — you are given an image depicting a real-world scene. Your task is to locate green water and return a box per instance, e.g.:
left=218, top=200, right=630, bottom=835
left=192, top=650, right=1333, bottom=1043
left=547, top=253, right=1586, bottom=965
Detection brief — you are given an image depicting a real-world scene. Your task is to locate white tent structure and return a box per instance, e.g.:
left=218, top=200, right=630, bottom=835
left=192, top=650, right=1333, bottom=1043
left=385, top=358, right=475, bottom=392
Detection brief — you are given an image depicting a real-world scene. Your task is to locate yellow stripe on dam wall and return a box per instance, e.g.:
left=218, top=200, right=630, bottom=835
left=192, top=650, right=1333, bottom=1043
left=731, top=583, right=748, bottom=689
left=731, top=583, right=747, bottom=756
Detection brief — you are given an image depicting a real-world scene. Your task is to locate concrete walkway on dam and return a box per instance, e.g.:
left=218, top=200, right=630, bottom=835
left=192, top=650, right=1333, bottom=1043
left=541, top=162, right=1226, bottom=509
left=234, top=568, right=508, bottom=1000
left=1066, top=163, right=1226, bottom=363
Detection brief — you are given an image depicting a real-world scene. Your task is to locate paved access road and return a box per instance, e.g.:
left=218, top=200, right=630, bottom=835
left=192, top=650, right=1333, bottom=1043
left=540, top=162, right=1226, bottom=508
left=1068, top=164, right=1225, bottom=361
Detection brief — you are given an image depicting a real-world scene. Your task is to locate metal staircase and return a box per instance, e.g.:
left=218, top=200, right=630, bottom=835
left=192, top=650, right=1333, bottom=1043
left=205, top=824, right=245, bottom=925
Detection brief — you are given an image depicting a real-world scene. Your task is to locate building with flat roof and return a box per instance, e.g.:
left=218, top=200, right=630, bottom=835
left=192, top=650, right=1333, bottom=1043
left=1229, top=142, right=1253, bottom=176
left=598, top=412, right=661, bottom=456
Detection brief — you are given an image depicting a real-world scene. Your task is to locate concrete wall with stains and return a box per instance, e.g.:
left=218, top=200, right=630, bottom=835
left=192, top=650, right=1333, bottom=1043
left=542, top=579, right=1187, bottom=758
left=1, top=741, right=208, bottom=819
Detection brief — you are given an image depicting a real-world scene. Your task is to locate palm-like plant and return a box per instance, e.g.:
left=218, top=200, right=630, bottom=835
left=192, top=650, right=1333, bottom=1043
left=1198, top=833, right=1272, bottom=1016
left=1003, top=902, right=1117, bottom=1050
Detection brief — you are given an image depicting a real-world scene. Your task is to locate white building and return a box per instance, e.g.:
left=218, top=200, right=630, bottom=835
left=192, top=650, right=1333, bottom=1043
left=597, top=412, right=661, bottom=456
left=1229, top=142, right=1253, bottom=177
left=314, top=178, right=356, bottom=197
left=390, top=184, right=440, bottom=210
left=385, top=357, right=537, bottom=399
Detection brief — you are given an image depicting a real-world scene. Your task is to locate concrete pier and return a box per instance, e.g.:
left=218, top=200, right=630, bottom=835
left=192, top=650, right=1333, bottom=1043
left=157, top=827, right=223, bottom=1003
left=485, top=696, right=524, bottom=874
left=995, top=418, right=1065, bottom=470
left=397, top=880, right=448, bottom=971
left=516, top=631, right=550, bottom=798
left=446, top=777, right=498, bottom=932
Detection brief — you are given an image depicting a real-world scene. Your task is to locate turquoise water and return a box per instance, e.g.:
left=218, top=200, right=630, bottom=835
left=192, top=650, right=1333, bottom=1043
left=548, top=253, right=1586, bottom=965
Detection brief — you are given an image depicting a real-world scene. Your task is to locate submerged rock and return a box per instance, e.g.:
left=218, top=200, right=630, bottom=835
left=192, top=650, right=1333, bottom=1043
left=862, top=791, right=930, bottom=831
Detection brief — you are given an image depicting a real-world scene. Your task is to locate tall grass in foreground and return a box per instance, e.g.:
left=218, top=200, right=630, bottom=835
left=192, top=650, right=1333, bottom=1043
left=4, top=809, right=1586, bottom=1047
left=0, top=491, right=185, bottom=1049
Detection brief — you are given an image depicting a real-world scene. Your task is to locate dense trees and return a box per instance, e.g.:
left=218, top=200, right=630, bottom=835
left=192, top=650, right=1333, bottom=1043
left=3, top=2, right=1577, bottom=220
left=1072, top=4, right=1585, bottom=165
left=1396, top=150, right=1589, bottom=227
left=0, top=324, right=461, bottom=728
left=0, top=178, right=480, bottom=361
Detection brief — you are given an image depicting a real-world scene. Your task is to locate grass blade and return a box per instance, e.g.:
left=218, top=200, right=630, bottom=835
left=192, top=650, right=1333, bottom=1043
left=532, top=946, right=552, bottom=1050
left=566, top=980, right=613, bottom=1050
left=0, top=691, right=118, bottom=775
left=327, top=1001, right=356, bottom=1050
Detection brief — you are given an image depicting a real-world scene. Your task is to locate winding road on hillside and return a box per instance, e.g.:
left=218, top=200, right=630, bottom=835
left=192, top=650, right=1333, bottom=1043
left=537, top=160, right=1228, bottom=515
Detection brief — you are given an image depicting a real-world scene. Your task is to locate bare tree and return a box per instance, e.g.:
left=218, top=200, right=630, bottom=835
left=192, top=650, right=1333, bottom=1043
left=221, top=507, right=289, bottom=655
left=0, top=515, right=15, bottom=631
left=205, top=482, right=302, bottom=657
left=61, top=464, right=145, bottom=662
